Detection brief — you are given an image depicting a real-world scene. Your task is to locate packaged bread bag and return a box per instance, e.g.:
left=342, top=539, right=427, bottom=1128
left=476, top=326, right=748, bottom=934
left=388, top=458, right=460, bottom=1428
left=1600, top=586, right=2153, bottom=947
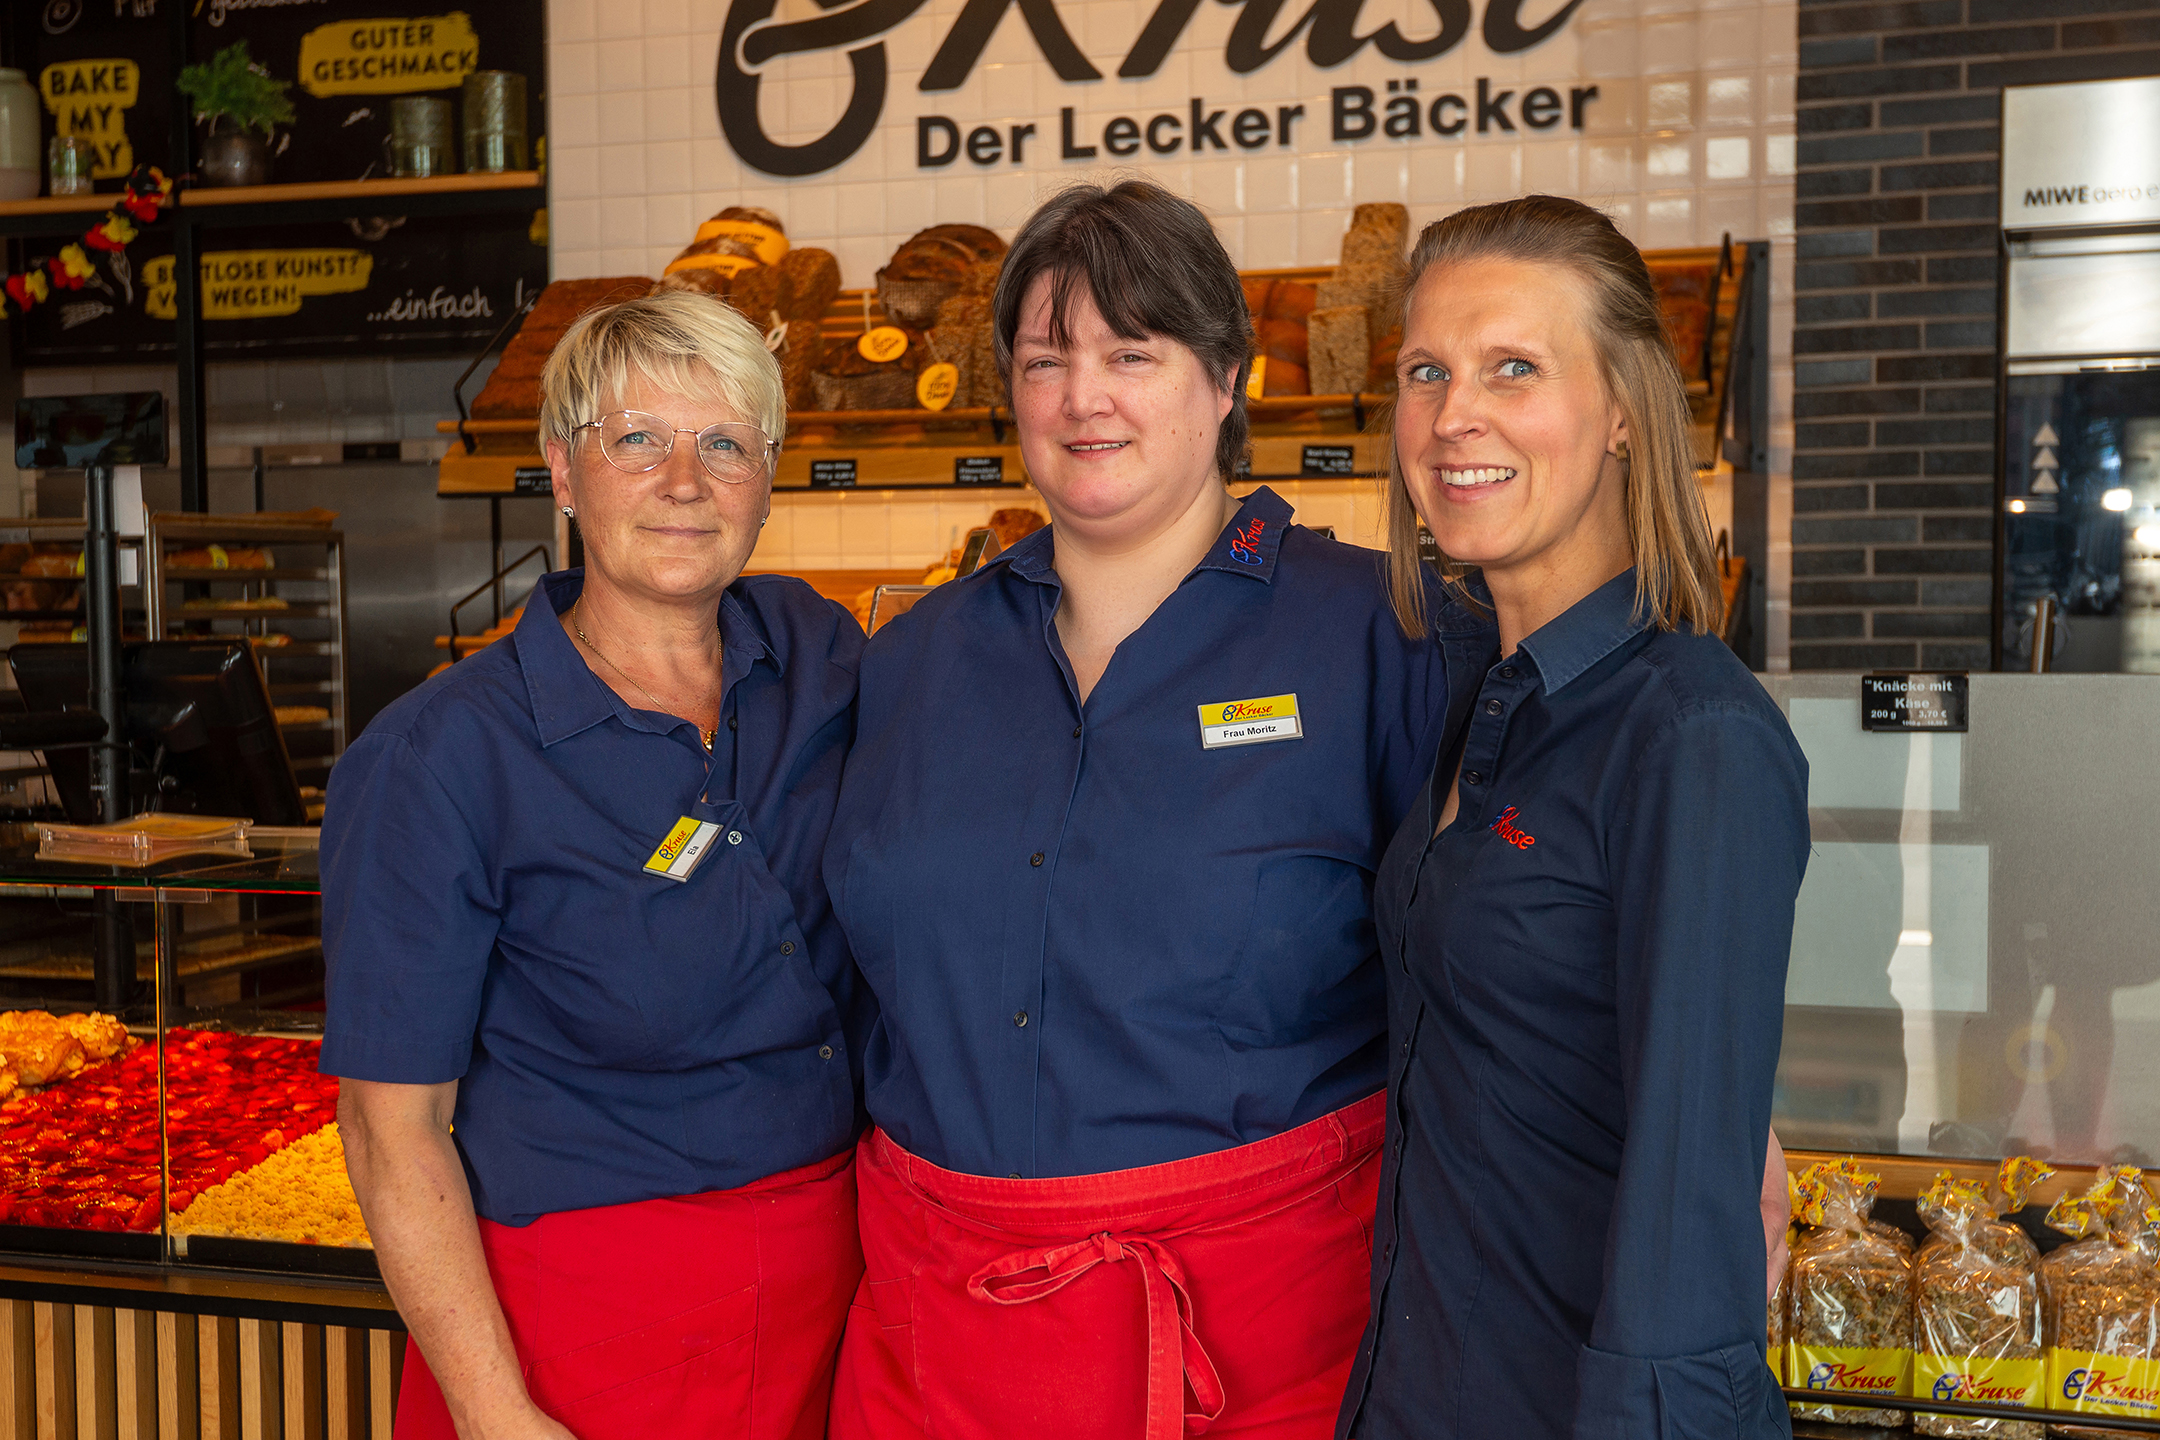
left=1912, top=1157, right=2054, bottom=1439
left=1789, top=1158, right=1915, bottom=1426
left=2041, top=1166, right=2160, bottom=1439
left=1770, top=1168, right=1797, bottom=1384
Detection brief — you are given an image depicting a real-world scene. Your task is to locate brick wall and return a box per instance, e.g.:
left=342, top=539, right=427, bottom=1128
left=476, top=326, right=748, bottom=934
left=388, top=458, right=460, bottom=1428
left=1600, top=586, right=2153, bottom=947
left=1790, top=1, right=2160, bottom=670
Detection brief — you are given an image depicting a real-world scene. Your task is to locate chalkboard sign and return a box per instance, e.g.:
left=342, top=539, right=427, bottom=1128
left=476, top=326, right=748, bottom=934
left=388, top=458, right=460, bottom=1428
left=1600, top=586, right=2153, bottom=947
left=20, top=0, right=544, bottom=188
left=13, top=211, right=547, bottom=361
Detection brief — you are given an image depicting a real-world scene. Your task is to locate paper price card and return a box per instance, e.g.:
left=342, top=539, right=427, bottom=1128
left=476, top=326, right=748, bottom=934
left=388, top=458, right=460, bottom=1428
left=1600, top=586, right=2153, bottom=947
left=2050, top=1349, right=2160, bottom=1419
left=1913, top=1354, right=2043, bottom=1409
left=916, top=363, right=959, bottom=411
left=858, top=326, right=910, bottom=364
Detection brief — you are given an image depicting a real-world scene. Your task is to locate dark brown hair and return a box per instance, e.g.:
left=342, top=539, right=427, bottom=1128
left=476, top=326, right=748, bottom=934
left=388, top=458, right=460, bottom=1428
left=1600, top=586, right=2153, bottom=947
left=994, top=181, right=1253, bottom=482
left=1384, top=195, right=1722, bottom=639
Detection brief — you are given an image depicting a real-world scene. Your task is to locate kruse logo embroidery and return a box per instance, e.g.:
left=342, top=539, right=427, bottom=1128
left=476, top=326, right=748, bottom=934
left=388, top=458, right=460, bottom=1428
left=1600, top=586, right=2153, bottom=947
left=1229, top=517, right=1267, bottom=566
left=1490, top=805, right=1535, bottom=849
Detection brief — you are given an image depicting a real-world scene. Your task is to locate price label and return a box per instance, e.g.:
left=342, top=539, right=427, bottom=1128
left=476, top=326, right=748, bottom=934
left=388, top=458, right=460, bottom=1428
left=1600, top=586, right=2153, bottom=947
left=513, top=466, right=554, bottom=495
left=810, top=459, right=858, bottom=489
left=858, top=326, right=910, bottom=364
left=1861, top=673, right=1969, bottom=732
left=917, top=362, right=960, bottom=411
left=1301, top=445, right=1356, bottom=476
left=954, top=455, right=1003, bottom=485
left=1246, top=356, right=1267, bottom=400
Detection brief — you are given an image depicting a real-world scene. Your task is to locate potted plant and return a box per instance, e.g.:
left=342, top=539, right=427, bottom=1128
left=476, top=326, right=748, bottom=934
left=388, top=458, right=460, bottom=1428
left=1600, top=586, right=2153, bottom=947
left=176, top=41, right=295, bottom=187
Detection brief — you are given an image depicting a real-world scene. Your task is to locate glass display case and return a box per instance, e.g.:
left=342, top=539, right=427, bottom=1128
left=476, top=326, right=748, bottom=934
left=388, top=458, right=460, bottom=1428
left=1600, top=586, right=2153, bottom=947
left=0, top=825, right=369, bottom=1278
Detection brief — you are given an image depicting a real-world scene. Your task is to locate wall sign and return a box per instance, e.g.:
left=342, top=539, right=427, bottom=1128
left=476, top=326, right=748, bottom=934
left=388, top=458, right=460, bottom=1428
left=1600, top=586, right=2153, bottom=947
left=2001, top=75, right=2160, bottom=230
left=718, top=0, right=1596, bottom=177
left=1860, top=673, right=1969, bottom=733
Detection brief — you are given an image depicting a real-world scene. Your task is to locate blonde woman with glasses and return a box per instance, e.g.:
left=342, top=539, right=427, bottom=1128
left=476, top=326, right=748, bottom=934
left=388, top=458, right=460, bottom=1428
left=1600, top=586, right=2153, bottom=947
left=324, top=290, right=866, bottom=1440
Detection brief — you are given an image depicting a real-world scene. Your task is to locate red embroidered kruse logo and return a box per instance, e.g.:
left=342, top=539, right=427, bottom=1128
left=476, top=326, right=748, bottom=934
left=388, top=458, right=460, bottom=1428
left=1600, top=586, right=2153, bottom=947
left=1490, top=806, right=1535, bottom=849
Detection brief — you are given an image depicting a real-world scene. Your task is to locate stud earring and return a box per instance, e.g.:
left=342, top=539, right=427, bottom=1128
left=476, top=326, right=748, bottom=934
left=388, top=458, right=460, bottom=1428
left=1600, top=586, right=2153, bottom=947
left=1613, top=441, right=1630, bottom=461
left=760, top=516, right=768, bottom=528
left=561, top=506, right=575, bottom=518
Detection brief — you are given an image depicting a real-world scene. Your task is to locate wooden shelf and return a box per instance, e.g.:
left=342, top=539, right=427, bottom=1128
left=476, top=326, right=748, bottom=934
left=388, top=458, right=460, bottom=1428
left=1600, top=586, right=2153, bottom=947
left=0, top=194, right=112, bottom=218
left=176, top=171, right=541, bottom=208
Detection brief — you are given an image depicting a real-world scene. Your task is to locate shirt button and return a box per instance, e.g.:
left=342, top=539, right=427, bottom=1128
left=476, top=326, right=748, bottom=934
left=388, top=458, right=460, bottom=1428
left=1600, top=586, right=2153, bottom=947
left=1008, top=1173, right=1022, bottom=1179
left=1499, top=665, right=1517, bottom=680
left=1463, top=770, right=1482, bottom=785
left=780, top=940, right=795, bottom=955
left=1073, top=725, right=1083, bottom=738
left=1029, top=852, right=1044, bottom=867
left=1400, top=1039, right=1411, bottom=1054
left=728, top=716, right=738, bottom=731
left=727, top=831, right=743, bottom=845
left=818, top=1045, right=833, bottom=1059
left=1484, top=698, right=1503, bottom=716
left=1014, top=1010, right=1029, bottom=1027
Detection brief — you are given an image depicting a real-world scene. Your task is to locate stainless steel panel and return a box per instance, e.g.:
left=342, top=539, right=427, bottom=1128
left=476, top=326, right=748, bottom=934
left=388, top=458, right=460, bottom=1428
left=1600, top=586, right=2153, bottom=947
left=2002, top=75, right=2160, bottom=229
left=2005, top=248, right=2160, bottom=360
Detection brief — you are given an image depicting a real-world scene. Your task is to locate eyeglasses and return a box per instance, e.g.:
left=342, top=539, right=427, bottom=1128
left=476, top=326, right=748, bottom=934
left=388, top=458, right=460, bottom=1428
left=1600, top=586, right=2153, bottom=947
left=572, top=410, right=779, bottom=485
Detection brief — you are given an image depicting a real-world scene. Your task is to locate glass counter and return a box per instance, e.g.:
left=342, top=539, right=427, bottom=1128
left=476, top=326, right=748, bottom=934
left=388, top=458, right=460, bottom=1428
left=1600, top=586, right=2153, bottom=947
left=0, top=827, right=367, bottom=1277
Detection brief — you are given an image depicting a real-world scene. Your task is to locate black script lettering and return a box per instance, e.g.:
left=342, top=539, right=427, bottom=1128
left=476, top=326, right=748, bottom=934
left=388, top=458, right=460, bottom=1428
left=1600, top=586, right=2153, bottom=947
left=1232, top=108, right=1270, bottom=148
left=919, top=0, right=1097, bottom=90
left=1570, top=85, right=1598, bottom=126
left=721, top=0, right=929, bottom=177
left=1522, top=86, right=1560, bottom=127
left=1483, top=0, right=1590, bottom=51
left=1190, top=98, right=1227, bottom=151
left=1476, top=76, right=1513, bottom=131
left=1120, top=0, right=1202, bottom=77
left=1277, top=104, right=1304, bottom=146
left=918, top=114, right=959, bottom=166
left=1431, top=93, right=1466, bottom=134
left=1061, top=105, right=1096, bottom=158
left=1010, top=122, right=1035, bottom=161
left=1333, top=86, right=1375, bottom=140
left=1147, top=113, right=1182, bottom=153
left=1384, top=94, right=1419, bottom=136
left=1223, top=0, right=1470, bottom=73
left=966, top=124, right=1002, bottom=162
left=1104, top=115, right=1141, bottom=156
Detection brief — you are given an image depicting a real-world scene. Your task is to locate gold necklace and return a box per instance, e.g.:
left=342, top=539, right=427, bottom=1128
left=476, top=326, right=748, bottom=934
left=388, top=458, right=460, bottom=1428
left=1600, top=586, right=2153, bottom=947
left=571, top=600, right=718, bottom=751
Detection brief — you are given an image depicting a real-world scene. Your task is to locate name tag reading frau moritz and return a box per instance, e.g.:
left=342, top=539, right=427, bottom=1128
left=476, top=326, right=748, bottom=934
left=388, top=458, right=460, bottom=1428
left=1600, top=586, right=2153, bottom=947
left=644, top=816, right=723, bottom=881
left=1198, top=694, right=1302, bottom=749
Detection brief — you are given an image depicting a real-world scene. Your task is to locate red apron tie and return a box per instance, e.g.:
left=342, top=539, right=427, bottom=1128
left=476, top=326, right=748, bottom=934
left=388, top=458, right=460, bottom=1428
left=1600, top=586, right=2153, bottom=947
left=970, top=1231, right=1228, bottom=1439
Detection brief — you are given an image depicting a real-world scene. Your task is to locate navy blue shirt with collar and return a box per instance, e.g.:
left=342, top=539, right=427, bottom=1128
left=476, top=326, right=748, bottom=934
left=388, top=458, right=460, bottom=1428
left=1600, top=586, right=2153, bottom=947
left=1339, top=569, right=1808, bottom=1440
left=825, top=487, right=1479, bottom=1179
left=320, top=569, right=864, bottom=1226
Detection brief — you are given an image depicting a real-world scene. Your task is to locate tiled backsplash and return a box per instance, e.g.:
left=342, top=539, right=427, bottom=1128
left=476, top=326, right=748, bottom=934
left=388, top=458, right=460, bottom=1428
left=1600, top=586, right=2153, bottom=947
left=547, top=0, right=1798, bottom=284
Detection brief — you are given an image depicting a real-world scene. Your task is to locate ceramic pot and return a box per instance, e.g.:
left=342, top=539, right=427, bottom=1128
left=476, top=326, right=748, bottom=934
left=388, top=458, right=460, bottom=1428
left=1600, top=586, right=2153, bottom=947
left=199, top=127, right=271, bottom=187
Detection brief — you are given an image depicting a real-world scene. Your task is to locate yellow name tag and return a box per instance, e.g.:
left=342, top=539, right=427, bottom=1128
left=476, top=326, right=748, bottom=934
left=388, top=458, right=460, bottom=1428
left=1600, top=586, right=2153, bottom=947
left=643, top=816, right=722, bottom=882
left=1197, top=693, right=1301, bottom=749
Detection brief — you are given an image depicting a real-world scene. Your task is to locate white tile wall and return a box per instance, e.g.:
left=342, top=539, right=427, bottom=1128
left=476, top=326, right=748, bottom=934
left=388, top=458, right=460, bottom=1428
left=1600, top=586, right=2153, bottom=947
left=546, top=0, right=1797, bottom=284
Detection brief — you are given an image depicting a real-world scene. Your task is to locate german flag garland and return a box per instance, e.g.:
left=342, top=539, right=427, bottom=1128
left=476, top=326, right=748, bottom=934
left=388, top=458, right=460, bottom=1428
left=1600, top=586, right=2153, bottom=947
left=0, top=165, right=173, bottom=318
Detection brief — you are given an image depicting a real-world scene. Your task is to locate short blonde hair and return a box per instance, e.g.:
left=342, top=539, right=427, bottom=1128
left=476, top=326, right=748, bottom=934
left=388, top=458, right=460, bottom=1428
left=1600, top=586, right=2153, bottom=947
left=1384, top=196, right=1721, bottom=639
left=539, top=289, right=786, bottom=454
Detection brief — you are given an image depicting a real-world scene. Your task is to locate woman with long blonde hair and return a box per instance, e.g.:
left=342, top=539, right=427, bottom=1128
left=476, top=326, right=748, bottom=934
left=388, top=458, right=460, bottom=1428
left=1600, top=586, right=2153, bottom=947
left=1337, top=196, right=1807, bottom=1440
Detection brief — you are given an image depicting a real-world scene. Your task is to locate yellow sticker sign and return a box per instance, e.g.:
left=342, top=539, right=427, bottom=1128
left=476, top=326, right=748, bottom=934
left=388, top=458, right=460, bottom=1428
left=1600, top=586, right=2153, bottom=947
left=916, top=363, right=959, bottom=411
left=39, top=59, right=139, bottom=179
left=145, top=250, right=374, bottom=321
left=1914, top=1354, right=2043, bottom=1410
left=1791, top=1345, right=1910, bottom=1405
left=662, top=253, right=762, bottom=279
left=858, top=326, right=910, bottom=364
left=1196, top=693, right=1301, bottom=750
left=1246, top=355, right=1267, bottom=401
left=690, top=219, right=789, bottom=267
left=2050, top=1349, right=2160, bottom=1420
left=297, top=13, right=480, bottom=97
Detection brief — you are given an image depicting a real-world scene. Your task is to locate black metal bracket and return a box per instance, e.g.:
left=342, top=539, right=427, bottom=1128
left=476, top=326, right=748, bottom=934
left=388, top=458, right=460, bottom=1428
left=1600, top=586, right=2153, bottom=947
left=452, top=289, right=539, bottom=455
left=446, top=545, right=551, bottom=662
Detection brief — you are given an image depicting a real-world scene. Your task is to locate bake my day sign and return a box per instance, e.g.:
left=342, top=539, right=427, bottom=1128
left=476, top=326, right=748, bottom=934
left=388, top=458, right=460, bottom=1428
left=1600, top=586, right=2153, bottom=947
left=718, top=0, right=1601, bottom=176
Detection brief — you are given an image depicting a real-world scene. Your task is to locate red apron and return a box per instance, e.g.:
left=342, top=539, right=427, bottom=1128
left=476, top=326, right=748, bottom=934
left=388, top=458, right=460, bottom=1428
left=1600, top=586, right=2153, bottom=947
left=395, top=1149, right=861, bottom=1440
left=831, top=1093, right=1384, bottom=1440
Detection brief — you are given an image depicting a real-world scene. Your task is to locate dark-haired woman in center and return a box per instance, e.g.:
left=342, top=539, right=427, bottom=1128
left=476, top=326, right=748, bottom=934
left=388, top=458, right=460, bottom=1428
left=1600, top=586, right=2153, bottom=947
left=821, top=182, right=1485, bottom=1439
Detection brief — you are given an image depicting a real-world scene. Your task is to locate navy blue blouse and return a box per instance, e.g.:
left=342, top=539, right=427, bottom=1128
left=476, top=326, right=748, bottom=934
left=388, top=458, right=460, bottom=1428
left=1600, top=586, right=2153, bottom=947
left=320, top=570, right=864, bottom=1226
left=824, top=488, right=1469, bottom=1179
left=1339, top=569, right=1808, bottom=1440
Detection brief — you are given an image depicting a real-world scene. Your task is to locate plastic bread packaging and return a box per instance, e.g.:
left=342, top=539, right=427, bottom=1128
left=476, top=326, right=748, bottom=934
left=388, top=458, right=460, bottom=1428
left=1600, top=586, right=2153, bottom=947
left=1771, top=1168, right=1797, bottom=1383
left=1789, top=1158, right=1914, bottom=1427
left=2039, top=1167, right=2160, bottom=1439
left=1911, top=1157, right=2053, bottom=1439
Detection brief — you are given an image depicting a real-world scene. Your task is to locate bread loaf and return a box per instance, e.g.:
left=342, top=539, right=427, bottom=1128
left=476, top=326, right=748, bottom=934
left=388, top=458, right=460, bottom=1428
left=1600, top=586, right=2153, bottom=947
left=778, top=248, right=842, bottom=322
left=1307, top=306, right=1370, bottom=397
left=780, top=321, right=821, bottom=412
left=728, top=264, right=791, bottom=330
left=878, top=226, right=1008, bottom=326
left=472, top=277, right=652, bottom=419
left=929, top=293, right=999, bottom=408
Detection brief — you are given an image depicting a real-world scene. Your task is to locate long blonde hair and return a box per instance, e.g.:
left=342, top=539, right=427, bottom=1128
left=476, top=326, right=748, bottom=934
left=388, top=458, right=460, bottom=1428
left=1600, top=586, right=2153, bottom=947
left=1384, top=195, right=1721, bottom=639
